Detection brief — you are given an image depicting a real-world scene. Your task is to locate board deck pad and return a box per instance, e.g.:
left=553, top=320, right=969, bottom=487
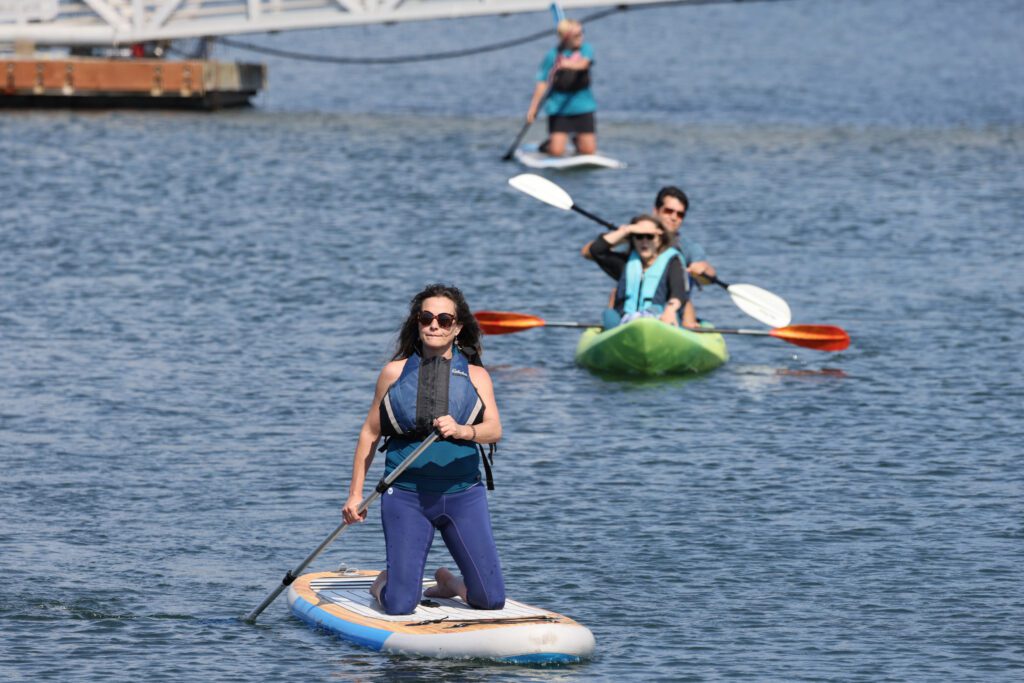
left=513, top=143, right=625, bottom=170
left=288, top=570, right=596, bottom=663
left=308, top=575, right=557, bottom=624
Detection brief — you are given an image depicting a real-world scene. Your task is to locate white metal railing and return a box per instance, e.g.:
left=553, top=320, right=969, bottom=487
left=0, top=0, right=680, bottom=46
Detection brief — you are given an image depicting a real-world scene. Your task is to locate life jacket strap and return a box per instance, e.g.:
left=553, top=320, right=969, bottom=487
left=478, top=443, right=496, bottom=491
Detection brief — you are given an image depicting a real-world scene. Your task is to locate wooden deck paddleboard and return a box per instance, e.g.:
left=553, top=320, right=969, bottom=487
left=287, top=570, right=595, bottom=663
left=513, top=143, right=625, bottom=170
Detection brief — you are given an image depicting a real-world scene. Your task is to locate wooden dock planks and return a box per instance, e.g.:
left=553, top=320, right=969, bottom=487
left=1, top=56, right=266, bottom=109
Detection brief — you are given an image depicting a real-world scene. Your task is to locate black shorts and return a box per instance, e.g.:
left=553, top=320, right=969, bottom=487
left=548, top=112, right=596, bottom=135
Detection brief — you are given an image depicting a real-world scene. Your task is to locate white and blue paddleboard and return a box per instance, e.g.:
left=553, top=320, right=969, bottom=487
left=513, top=143, right=625, bottom=170
left=288, top=570, right=595, bottom=664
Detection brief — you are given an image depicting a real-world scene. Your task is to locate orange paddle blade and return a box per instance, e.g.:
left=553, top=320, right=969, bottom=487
left=770, top=325, right=850, bottom=351
left=474, top=311, right=547, bottom=335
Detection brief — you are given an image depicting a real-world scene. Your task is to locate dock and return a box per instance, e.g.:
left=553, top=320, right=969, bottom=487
left=0, top=55, right=266, bottom=110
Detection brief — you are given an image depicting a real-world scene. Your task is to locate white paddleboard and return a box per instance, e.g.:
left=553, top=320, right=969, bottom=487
left=513, top=143, right=625, bottom=170
left=288, top=570, right=595, bottom=664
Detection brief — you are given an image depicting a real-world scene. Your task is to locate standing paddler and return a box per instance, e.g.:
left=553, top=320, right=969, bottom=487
left=341, top=284, right=505, bottom=614
left=525, top=19, right=598, bottom=157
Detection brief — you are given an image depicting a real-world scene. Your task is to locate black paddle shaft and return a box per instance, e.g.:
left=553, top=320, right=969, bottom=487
left=501, top=81, right=554, bottom=161
left=244, top=431, right=440, bottom=623
left=706, top=274, right=732, bottom=289
left=502, top=119, right=534, bottom=161
left=572, top=205, right=617, bottom=230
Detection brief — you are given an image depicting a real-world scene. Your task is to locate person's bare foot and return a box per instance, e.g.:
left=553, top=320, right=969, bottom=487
left=370, top=570, right=387, bottom=603
left=422, top=567, right=467, bottom=601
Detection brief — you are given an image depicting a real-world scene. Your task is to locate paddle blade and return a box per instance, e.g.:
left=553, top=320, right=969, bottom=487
left=726, top=283, right=792, bottom=328
left=508, top=173, right=574, bottom=211
left=474, top=311, right=546, bottom=335
left=770, top=325, right=850, bottom=352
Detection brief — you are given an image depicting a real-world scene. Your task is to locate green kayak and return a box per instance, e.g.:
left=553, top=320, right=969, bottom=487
left=574, top=318, right=728, bottom=376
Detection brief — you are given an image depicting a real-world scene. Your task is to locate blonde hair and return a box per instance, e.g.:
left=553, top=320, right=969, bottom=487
left=556, top=19, right=582, bottom=38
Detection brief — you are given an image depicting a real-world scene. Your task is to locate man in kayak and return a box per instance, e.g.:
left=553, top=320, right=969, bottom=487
left=581, top=186, right=716, bottom=279
left=525, top=19, right=597, bottom=157
left=588, top=215, right=697, bottom=329
left=651, top=186, right=716, bottom=280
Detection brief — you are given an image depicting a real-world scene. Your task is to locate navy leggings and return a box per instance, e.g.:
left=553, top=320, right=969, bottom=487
left=379, top=483, right=505, bottom=615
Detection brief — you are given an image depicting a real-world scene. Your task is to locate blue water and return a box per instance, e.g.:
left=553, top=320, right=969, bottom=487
left=2, top=0, right=1023, bottom=680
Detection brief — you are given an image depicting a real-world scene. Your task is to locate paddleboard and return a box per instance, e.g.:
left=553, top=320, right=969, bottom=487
left=287, top=570, right=596, bottom=663
left=513, top=143, right=625, bottom=170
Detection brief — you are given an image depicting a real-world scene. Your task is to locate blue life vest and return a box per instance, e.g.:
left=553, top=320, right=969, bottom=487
left=379, top=349, right=487, bottom=494
left=618, top=247, right=686, bottom=315
left=380, top=348, right=483, bottom=438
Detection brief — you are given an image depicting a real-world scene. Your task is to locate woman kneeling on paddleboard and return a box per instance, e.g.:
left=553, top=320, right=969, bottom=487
left=342, top=284, right=505, bottom=615
left=589, top=215, right=698, bottom=330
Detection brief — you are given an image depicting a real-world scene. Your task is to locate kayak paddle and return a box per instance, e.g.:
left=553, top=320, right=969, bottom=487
left=475, top=310, right=597, bottom=334
left=476, top=311, right=849, bottom=352
left=244, top=431, right=440, bottom=623
left=506, top=173, right=792, bottom=327
left=704, top=275, right=791, bottom=329
left=508, top=172, right=617, bottom=229
left=691, top=324, right=850, bottom=352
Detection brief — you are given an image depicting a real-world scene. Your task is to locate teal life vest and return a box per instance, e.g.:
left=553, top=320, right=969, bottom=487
left=618, top=247, right=686, bottom=315
left=379, top=348, right=489, bottom=493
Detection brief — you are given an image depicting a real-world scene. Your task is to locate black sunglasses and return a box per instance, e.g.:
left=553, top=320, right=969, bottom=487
left=659, top=207, right=686, bottom=219
left=632, top=233, right=659, bottom=242
left=418, top=311, right=457, bottom=329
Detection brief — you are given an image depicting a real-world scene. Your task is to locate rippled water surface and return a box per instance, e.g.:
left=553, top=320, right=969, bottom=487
left=2, top=0, right=1022, bottom=680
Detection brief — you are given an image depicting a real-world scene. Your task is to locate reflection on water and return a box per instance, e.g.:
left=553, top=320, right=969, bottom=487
left=730, top=364, right=849, bottom=394
left=775, top=367, right=848, bottom=378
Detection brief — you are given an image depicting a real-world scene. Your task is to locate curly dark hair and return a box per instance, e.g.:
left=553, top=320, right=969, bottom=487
left=393, top=284, right=484, bottom=366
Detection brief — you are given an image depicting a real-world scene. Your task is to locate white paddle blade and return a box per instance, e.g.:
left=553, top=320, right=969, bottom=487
left=726, top=283, right=792, bottom=328
left=508, top=173, right=574, bottom=211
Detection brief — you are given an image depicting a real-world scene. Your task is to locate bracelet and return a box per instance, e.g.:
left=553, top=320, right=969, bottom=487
left=469, top=425, right=477, bottom=441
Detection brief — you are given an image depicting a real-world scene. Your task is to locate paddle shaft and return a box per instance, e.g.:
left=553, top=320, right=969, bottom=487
left=706, top=274, right=732, bottom=289
left=691, top=327, right=772, bottom=337
left=502, top=118, right=539, bottom=161
left=560, top=323, right=772, bottom=336
left=244, top=431, right=440, bottom=623
left=573, top=205, right=617, bottom=230
left=543, top=320, right=600, bottom=328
